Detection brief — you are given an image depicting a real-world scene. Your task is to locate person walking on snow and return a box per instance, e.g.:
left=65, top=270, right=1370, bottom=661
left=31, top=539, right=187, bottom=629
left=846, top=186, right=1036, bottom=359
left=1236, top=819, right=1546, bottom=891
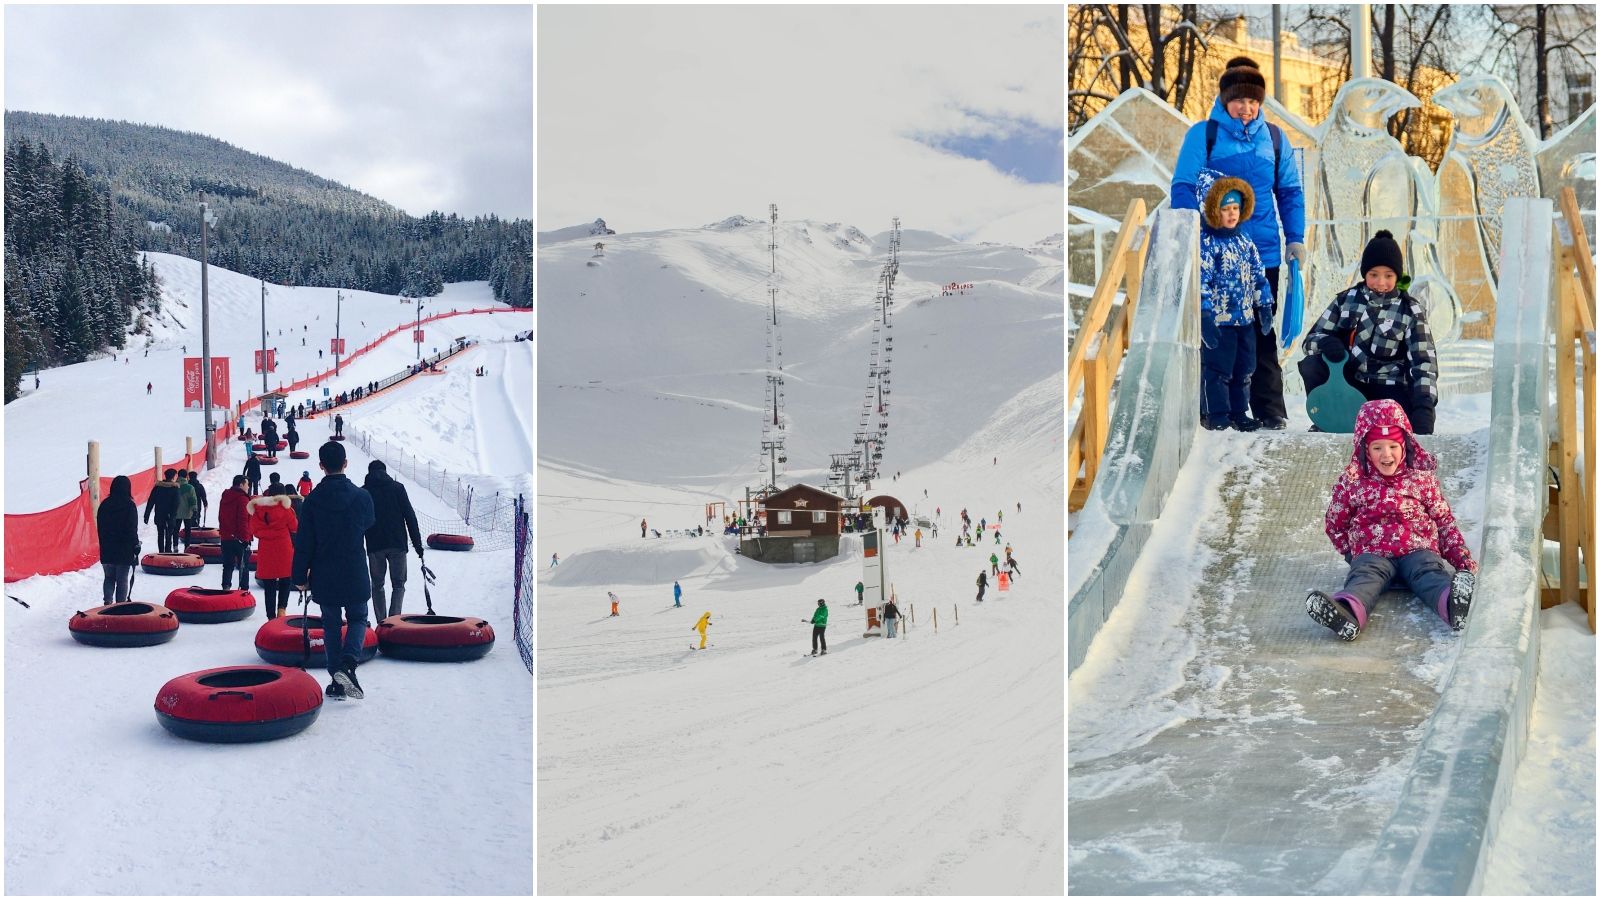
left=96, top=475, right=139, bottom=605
left=188, top=471, right=208, bottom=529
left=808, top=599, right=829, bottom=656
left=989, top=552, right=1000, bottom=576
left=363, top=460, right=425, bottom=623
left=249, top=486, right=299, bottom=620
left=243, top=454, right=262, bottom=497
left=174, top=469, right=198, bottom=546
left=1006, top=555, right=1021, bottom=579
left=609, top=591, right=620, bottom=617
left=297, top=471, right=313, bottom=497
left=551, top=553, right=560, bottom=568
left=692, top=611, right=712, bottom=649
left=146, top=382, right=152, bottom=395
left=292, top=441, right=377, bottom=700
left=673, top=580, right=683, bottom=608
left=884, top=596, right=901, bottom=639
left=144, top=469, right=181, bottom=554
left=641, top=518, right=648, bottom=539
left=976, top=570, right=988, bottom=602
left=333, top=414, right=344, bottom=438
left=1307, top=400, right=1477, bottom=640
left=855, top=581, right=865, bottom=605
left=218, top=475, right=254, bottom=590
left=286, top=419, right=300, bottom=455
left=261, top=417, right=280, bottom=459
left=913, top=528, right=922, bottom=547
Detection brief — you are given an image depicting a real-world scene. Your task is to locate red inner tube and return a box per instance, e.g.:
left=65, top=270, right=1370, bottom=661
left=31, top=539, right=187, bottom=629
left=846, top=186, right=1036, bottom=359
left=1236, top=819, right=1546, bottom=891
left=427, top=533, right=475, bottom=548
left=165, top=587, right=254, bottom=613
left=143, top=552, right=204, bottom=569
left=255, top=616, right=379, bottom=654
left=186, top=527, right=222, bottom=543
left=378, top=614, right=494, bottom=648
left=70, top=602, right=179, bottom=634
left=289, top=451, right=310, bottom=459
left=189, top=543, right=224, bottom=560
left=154, top=666, right=322, bottom=724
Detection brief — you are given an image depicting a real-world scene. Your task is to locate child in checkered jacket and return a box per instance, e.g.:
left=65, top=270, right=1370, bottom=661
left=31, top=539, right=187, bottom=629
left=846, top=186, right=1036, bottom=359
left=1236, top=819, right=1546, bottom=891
left=1297, top=230, right=1440, bottom=433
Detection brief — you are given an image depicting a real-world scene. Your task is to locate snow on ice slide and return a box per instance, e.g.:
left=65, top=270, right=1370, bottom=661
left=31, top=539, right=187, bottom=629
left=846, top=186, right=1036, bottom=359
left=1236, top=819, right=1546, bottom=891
left=1068, top=203, right=1553, bottom=894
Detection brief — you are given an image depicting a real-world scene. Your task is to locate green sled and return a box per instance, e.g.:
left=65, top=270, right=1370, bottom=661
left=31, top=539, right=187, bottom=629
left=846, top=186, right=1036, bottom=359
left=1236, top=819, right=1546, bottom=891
left=1306, top=356, right=1367, bottom=434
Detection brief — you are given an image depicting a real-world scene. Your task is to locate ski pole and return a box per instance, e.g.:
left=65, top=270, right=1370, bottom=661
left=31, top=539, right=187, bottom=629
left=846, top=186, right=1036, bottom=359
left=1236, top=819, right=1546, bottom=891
left=298, top=589, right=312, bottom=669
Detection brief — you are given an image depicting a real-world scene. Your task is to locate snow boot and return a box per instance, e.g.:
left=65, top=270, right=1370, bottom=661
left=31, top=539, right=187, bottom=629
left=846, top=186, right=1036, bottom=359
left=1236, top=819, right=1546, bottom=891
left=1306, top=590, right=1363, bottom=641
left=325, top=681, right=346, bottom=700
left=1202, top=417, right=1230, bottom=432
left=334, top=662, right=364, bottom=700
left=1230, top=415, right=1262, bottom=433
left=1442, top=570, right=1475, bottom=631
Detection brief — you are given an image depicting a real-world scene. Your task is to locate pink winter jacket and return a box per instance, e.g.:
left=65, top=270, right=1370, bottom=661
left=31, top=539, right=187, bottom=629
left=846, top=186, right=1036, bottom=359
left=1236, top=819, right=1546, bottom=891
left=1324, top=400, right=1476, bottom=572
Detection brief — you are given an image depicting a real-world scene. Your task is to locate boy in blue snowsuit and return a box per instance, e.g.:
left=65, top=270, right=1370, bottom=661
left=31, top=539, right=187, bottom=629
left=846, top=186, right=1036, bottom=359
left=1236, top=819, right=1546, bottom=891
left=1196, top=167, right=1272, bottom=432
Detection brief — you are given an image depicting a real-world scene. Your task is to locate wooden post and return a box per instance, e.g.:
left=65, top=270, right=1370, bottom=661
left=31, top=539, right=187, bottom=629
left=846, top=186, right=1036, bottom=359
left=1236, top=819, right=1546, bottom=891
left=933, top=608, right=937, bottom=632
left=186, top=435, right=194, bottom=466
left=154, top=447, right=162, bottom=478
left=1557, top=248, right=1580, bottom=608
left=87, top=441, right=101, bottom=515
left=954, top=604, right=959, bottom=626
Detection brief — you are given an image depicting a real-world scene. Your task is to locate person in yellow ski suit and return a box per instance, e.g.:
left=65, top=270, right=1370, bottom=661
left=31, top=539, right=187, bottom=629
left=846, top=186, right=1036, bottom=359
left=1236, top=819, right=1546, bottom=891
left=692, top=611, right=712, bottom=649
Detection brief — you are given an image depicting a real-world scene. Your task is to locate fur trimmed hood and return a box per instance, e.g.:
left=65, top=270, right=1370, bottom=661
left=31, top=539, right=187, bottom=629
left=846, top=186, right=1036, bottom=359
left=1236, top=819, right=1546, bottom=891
left=1196, top=167, right=1255, bottom=229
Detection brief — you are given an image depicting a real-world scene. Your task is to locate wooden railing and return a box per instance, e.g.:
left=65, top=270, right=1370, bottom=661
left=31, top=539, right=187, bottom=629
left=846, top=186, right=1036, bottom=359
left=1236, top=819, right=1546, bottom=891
left=1069, top=198, right=1151, bottom=512
left=1543, top=186, right=1596, bottom=631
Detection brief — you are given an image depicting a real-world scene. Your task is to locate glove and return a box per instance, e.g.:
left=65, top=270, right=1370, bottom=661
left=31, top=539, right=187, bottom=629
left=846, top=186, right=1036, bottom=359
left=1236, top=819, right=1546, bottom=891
left=1286, top=242, right=1308, bottom=268
left=1317, top=337, right=1346, bottom=363
left=1409, top=401, right=1436, bottom=435
left=1259, top=301, right=1276, bottom=336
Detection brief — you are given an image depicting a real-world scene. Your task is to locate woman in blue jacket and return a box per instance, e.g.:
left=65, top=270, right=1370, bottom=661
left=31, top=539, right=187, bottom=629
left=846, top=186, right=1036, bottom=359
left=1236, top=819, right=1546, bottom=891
left=1170, top=56, right=1306, bottom=430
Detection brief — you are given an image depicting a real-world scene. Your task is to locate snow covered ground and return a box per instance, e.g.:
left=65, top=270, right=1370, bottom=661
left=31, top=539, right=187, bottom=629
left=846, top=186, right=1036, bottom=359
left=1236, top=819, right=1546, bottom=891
left=537, top=219, right=1064, bottom=893
left=6, top=251, right=529, bottom=513
left=4, top=259, right=532, bottom=894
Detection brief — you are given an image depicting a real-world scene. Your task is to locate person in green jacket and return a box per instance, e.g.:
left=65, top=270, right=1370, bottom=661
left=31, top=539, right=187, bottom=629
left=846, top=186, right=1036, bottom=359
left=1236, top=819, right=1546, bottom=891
left=989, top=552, right=1000, bottom=576
left=854, top=581, right=864, bottom=605
left=809, top=599, right=828, bottom=656
left=174, top=470, right=198, bottom=545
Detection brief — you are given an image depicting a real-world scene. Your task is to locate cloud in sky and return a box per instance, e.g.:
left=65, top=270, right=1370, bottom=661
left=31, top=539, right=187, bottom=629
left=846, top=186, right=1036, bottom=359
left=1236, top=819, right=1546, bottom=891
left=4, top=4, right=531, bottom=220
left=537, top=5, right=1062, bottom=245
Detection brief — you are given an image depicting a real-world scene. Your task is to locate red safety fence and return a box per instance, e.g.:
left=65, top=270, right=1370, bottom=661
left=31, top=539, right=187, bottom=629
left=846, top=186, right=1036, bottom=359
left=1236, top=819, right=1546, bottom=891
left=4, top=306, right=528, bottom=583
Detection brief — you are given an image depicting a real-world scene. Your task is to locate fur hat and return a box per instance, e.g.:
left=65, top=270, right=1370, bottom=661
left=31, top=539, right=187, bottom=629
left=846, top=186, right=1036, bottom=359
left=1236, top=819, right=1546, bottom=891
left=1359, top=230, right=1404, bottom=277
left=1219, top=56, right=1267, bottom=105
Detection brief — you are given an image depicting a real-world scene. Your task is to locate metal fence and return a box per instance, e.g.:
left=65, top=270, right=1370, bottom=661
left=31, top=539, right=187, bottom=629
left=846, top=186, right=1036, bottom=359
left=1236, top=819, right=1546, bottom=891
left=513, top=494, right=533, bottom=675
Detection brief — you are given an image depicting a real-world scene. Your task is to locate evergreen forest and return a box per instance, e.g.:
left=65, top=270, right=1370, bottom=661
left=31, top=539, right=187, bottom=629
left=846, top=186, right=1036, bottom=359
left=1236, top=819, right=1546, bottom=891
left=4, top=112, right=532, bottom=401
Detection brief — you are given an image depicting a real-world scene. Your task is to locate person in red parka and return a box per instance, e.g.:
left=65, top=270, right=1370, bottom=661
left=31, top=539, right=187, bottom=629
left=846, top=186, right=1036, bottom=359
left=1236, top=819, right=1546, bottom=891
left=1307, top=399, right=1477, bottom=641
left=217, top=475, right=254, bottom=591
left=249, top=485, right=300, bottom=620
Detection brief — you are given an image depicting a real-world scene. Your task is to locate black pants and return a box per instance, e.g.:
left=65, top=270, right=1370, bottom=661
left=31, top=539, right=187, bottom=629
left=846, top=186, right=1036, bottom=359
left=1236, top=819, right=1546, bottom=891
left=260, top=577, right=291, bottom=619
left=811, top=626, right=827, bottom=654
left=1250, top=266, right=1288, bottom=422
left=221, top=539, right=251, bottom=590
left=976, top=584, right=986, bottom=602
left=155, top=515, right=178, bottom=553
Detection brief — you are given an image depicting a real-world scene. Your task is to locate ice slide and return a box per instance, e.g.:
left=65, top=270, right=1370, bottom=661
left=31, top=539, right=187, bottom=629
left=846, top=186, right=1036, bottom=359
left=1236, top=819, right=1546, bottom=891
left=1068, top=202, right=1554, bottom=893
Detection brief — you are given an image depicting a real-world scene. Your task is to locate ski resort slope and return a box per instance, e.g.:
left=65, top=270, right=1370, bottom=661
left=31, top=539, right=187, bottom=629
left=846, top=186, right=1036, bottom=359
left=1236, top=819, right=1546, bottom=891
left=537, top=217, right=1063, bottom=492
left=4, top=403, right=531, bottom=894
left=4, top=251, right=530, bottom=512
left=538, top=218, right=1063, bottom=893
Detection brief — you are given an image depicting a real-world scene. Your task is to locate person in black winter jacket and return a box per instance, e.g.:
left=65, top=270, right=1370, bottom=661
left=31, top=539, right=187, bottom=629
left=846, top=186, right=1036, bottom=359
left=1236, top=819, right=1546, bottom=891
left=243, top=454, right=262, bottom=496
left=362, top=460, right=424, bottom=623
left=187, top=470, right=208, bottom=528
left=97, top=475, right=140, bottom=604
left=292, top=441, right=377, bottom=700
left=285, top=418, right=299, bottom=454
left=143, top=469, right=181, bottom=553
left=261, top=417, right=279, bottom=459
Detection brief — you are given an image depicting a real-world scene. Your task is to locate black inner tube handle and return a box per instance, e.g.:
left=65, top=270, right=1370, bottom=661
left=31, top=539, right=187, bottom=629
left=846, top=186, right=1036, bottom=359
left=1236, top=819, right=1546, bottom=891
left=209, top=690, right=253, bottom=700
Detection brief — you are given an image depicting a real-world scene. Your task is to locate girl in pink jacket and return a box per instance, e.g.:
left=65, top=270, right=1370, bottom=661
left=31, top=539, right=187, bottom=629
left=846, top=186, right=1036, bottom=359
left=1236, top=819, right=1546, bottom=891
left=1307, top=399, right=1477, bottom=640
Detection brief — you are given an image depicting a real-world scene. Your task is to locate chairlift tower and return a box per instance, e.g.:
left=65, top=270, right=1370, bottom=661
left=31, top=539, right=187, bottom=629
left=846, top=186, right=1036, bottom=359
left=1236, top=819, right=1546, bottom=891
left=849, top=217, right=900, bottom=484
left=757, top=202, right=787, bottom=491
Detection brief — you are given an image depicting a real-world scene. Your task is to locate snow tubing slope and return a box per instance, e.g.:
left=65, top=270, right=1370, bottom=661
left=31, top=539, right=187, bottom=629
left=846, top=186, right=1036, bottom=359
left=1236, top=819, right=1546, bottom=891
left=377, top=615, right=494, bottom=662
left=254, top=616, right=378, bottom=667
left=545, top=541, right=743, bottom=587
left=426, top=533, right=474, bottom=551
left=141, top=553, right=205, bottom=576
left=69, top=602, right=179, bottom=647
left=155, top=666, right=322, bottom=743
left=163, top=587, right=255, bottom=623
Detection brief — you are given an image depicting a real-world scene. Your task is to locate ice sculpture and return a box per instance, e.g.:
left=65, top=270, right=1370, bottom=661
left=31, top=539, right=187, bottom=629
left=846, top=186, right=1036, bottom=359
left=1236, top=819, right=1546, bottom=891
left=1066, top=88, right=1191, bottom=283
left=1537, top=104, right=1596, bottom=239
left=1317, top=79, right=1423, bottom=275
left=1434, top=77, right=1541, bottom=339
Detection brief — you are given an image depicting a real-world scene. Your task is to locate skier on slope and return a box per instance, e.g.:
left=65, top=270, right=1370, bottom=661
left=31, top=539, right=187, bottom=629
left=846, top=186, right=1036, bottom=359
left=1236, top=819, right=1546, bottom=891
left=975, top=570, right=988, bottom=602
left=1005, top=555, right=1021, bottom=579
left=608, top=591, right=620, bottom=617
left=692, top=611, right=712, bottom=649
left=1307, top=400, right=1476, bottom=640
left=673, top=580, right=682, bottom=608
left=854, top=581, right=864, bottom=605
left=807, top=599, right=828, bottom=656
left=989, top=552, right=1000, bottom=576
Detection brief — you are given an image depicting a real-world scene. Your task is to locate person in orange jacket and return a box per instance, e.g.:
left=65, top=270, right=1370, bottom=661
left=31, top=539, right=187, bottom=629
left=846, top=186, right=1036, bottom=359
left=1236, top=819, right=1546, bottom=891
left=297, top=471, right=314, bottom=497
left=692, top=611, right=712, bottom=649
left=609, top=591, right=620, bottom=617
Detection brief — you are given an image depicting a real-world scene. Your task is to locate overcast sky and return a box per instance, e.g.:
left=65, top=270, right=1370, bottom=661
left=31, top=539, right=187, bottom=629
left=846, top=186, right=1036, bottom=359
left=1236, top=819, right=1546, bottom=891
left=4, top=4, right=531, bottom=220
left=538, top=5, right=1062, bottom=246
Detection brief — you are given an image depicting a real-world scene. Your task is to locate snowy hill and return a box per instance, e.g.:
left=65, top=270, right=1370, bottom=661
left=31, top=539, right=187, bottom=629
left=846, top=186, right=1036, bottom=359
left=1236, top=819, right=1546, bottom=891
left=5, top=261, right=532, bottom=893
left=538, top=217, right=617, bottom=245
left=5, top=252, right=529, bottom=512
left=537, top=217, right=1064, bottom=892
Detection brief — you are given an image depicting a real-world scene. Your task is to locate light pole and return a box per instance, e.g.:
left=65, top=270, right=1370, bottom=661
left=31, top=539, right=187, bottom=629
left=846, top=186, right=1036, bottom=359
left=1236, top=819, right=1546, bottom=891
left=415, top=301, right=425, bottom=360
left=335, top=290, right=343, bottom=376
left=200, top=199, right=218, bottom=471
left=260, top=279, right=269, bottom=399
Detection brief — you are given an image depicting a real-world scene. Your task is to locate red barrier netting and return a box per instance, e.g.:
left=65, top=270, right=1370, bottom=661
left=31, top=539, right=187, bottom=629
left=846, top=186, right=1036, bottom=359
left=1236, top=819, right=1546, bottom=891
left=4, top=308, right=527, bottom=583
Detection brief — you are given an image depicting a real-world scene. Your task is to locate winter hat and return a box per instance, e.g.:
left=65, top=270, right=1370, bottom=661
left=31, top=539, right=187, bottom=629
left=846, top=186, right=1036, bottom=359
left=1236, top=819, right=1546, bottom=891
left=1360, top=230, right=1404, bottom=277
left=1365, top=424, right=1404, bottom=445
left=1199, top=168, right=1255, bottom=229
left=1219, top=56, right=1267, bottom=105
left=1221, top=189, right=1244, bottom=208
